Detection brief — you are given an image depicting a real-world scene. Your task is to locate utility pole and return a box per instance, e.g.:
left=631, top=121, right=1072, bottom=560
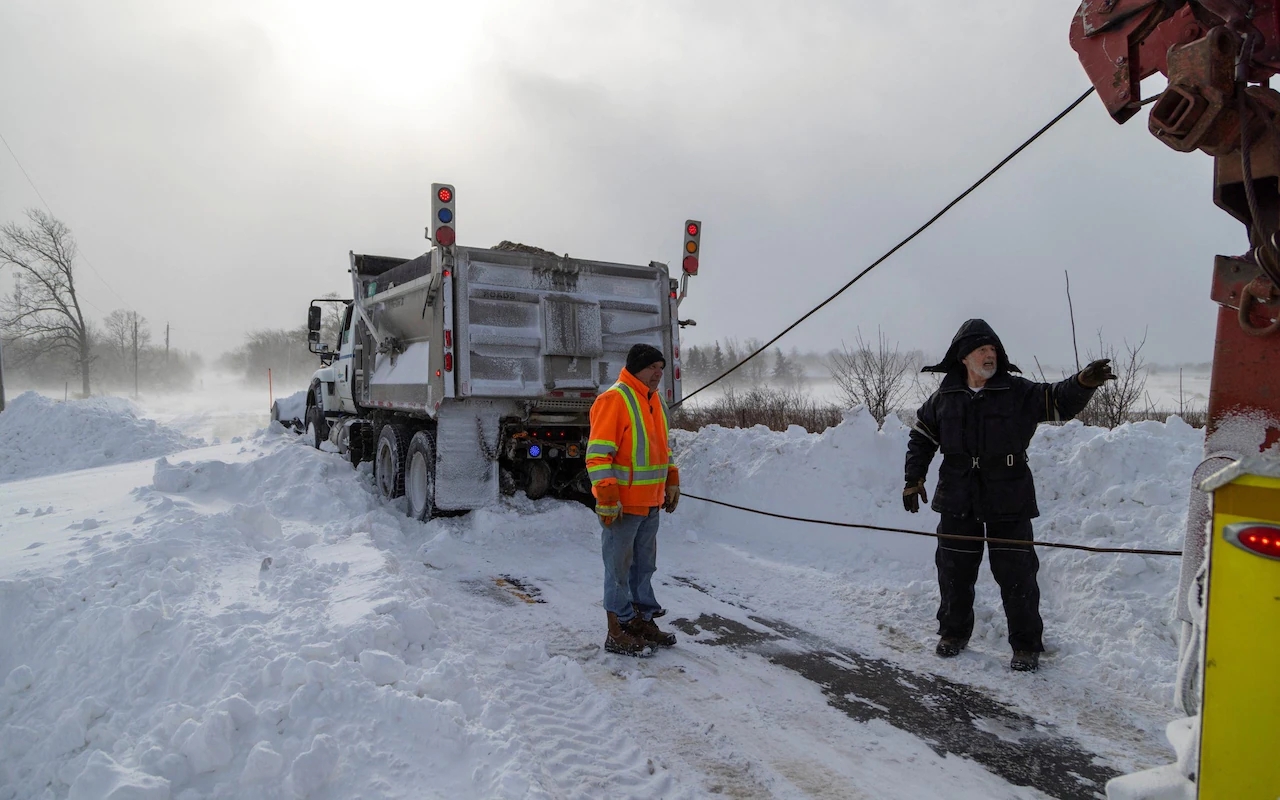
left=165, top=322, right=170, bottom=365
left=132, top=312, right=139, bottom=398
left=0, top=334, right=6, bottom=413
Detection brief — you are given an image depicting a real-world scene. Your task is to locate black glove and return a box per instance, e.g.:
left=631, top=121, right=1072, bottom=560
left=903, top=479, right=928, bottom=513
left=1078, top=358, right=1117, bottom=388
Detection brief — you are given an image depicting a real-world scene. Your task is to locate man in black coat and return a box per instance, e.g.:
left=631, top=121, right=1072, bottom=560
left=903, top=319, right=1115, bottom=672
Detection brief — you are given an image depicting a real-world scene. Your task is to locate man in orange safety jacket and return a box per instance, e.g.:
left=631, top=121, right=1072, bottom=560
left=587, top=343, right=681, bottom=657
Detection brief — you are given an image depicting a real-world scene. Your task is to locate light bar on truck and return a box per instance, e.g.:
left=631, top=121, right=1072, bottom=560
left=431, top=183, right=457, bottom=247
left=682, top=218, right=701, bottom=275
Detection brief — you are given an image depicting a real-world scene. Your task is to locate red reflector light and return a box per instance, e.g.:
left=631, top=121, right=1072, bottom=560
left=670, top=291, right=677, bottom=298
left=550, top=391, right=564, bottom=397
left=580, top=392, right=594, bottom=398
left=444, top=330, right=452, bottom=348
left=435, top=369, right=442, bottom=377
left=687, top=223, right=699, bottom=236
left=1226, top=523, right=1280, bottom=561
left=444, top=353, right=453, bottom=372
left=675, top=367, right=681, bottom=380
left=435, top=226, right=456, bottom=246
left=437, top=187, right=452, bottom=203
left=682, top=255, right=699, bottom=275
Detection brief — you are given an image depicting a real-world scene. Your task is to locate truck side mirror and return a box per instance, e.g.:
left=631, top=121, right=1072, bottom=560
left=308, top=306, right=322, bottom=333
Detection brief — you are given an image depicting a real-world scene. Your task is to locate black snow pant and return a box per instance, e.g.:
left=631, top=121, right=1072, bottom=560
left=935, top=515, right=1044, bottom=653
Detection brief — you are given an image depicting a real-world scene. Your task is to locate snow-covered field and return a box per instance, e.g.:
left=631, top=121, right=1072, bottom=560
left=0, top=392, right=1202, bottom=799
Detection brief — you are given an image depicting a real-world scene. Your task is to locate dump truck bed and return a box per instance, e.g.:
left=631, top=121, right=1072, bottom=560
left=352, top=245, right=679, bottom=415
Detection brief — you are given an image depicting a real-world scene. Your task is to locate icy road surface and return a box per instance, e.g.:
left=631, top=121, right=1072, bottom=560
left=0, top=393, right=1201, bottom=799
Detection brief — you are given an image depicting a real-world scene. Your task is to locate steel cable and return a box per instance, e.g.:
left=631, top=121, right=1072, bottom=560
left=674, top=87, right=1098, bottom=408
left=683, top=491, right=1181, bottom=557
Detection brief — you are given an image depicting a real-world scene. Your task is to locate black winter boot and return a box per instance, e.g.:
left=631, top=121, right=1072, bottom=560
left=935, top=636, right=968, bottom=658
left=1010, top=650, right=1039, bottom=672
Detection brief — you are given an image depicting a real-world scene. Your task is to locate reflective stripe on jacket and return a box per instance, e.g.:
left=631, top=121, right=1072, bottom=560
left=587, top=368, right=679, bottom=514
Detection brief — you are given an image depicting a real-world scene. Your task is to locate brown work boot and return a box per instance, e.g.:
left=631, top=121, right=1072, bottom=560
left=625, top=616, right=677, bottom=648
left=605, top=612, right=653, bottom=657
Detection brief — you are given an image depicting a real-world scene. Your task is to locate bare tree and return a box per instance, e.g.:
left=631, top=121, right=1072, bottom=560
left=828, top=327, right=913, bottom=425
left=0, top=210, right=94, bottom=395
left=1077, top=329, right=1149, bottom=428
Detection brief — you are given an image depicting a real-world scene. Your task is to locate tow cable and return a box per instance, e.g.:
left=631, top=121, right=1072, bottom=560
left=682, top=492, right=1181, bottom=557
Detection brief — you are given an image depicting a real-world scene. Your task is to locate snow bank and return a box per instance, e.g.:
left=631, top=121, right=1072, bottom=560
left=0, top=392, right=202, bottom=483
left=1, top=437, right=676, bottom=799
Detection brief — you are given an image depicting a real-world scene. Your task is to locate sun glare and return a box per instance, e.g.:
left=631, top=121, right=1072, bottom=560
left=257, top=0, right=486, bottom=109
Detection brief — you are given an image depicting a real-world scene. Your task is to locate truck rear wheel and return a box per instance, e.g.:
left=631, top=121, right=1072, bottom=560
left=405, top=430, right=437, bottom=521
left=374, top=424, right=410, bottom=500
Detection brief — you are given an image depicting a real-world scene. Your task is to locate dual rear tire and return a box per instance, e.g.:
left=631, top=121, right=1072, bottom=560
left=374, top=424, right=436, bottom=521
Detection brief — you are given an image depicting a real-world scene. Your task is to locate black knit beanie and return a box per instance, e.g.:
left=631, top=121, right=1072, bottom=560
left=625, top=343, right=665, bottom=375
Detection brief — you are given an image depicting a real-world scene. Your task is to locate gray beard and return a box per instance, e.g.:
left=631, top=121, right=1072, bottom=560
left=974, top=364, right=996, bottom=380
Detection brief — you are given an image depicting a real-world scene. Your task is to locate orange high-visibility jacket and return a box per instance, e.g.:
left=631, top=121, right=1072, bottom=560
left=587, top=368, right=679, bottom=516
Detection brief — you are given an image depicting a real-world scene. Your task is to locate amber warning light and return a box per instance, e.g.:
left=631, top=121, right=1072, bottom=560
left=1225, top=522, right=1280, bottom=561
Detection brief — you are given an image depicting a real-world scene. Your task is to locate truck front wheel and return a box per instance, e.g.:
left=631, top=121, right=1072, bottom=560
left=307, top=403, right=329, bottom=450
left=405, top=430, right=437, bottom=521
left=374, top=424, right=410, bottom=500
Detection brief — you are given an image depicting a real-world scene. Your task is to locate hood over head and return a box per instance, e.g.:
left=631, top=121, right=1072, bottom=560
left=922, top=318, right=1021, bottom=375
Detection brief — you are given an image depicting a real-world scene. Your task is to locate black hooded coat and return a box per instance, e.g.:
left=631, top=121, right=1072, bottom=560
left=905, top=320, right=1095, bottom=522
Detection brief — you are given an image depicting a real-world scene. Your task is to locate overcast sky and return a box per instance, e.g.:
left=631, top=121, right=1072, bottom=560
left=0, top=0, right=1245, bottom=368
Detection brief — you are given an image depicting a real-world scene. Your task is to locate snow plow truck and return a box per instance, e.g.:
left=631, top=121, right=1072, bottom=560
left=299, top=184, right=700, bottom=520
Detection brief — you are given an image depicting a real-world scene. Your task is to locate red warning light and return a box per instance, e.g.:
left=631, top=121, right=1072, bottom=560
left=1226, top=523, right=1280, bottom=561
left=682, top=255, right=699, bottom=275
left=437, top=187, right=453, bottom=203
left=687, top=222, right=699, bottom=237
left=434, top=226, right=456, bottom=247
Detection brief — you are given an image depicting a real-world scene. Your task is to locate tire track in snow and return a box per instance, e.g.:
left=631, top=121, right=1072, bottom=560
left=667, top=577, right=1118, bottom=800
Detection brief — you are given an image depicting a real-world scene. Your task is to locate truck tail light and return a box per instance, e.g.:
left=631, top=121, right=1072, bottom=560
left=444, top=353, right=454, bottom=372
left=1226, top=523, right=1280, bottom=560
left=444, top=330, right=452, bottom=348
left=675, top=367, right=681, bottom=380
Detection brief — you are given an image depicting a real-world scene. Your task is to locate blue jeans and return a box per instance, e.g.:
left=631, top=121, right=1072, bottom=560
left=601, top=508, right=662, bottom=623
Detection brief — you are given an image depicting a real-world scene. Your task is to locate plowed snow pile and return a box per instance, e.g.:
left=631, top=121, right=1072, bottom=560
left=0, top=392, right=201, bottom=483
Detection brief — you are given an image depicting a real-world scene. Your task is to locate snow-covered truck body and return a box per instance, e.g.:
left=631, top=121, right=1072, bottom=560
left=303, top=186, right=698, bottom=520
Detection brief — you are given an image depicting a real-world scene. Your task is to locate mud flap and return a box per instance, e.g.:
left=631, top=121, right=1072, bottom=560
left=433, top=402, right=502, bottom=511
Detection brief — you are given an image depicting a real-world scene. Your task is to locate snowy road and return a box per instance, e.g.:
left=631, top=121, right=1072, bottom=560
left=0, top=395, right=1200, bottom=799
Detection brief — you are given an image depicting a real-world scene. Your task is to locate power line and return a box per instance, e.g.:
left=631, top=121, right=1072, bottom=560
left=675, top=86, right=1098, bottom=408
left=0, top=128, right=135, bottom=312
